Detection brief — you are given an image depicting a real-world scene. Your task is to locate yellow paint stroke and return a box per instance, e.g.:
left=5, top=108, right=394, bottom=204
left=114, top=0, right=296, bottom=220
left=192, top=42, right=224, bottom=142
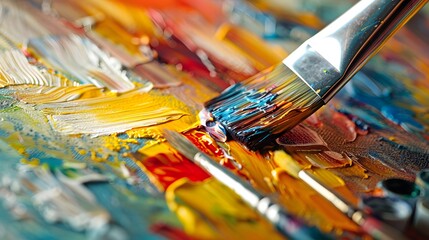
left=14, top=84, right=197, bottom=141
left=125, top=91, right=201, bottom=141
left=165, top=178, right=284, bottom=240
left=12, top=85, right=107, bottom=103
left=137, top=141, right=171, bottom=157
left=106, top=118, right=201, bottom=159
left=311, top=168, right=345, bottom=188
left=0, top=49, right=78, bottom=88
left=20, top=158, right=40, bottom=166
left=19, top=87, right=196, bottom=137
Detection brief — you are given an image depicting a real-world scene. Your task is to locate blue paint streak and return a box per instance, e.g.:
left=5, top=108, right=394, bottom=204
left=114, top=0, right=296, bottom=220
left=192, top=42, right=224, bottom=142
left=342, top=68, right=424, bottom=133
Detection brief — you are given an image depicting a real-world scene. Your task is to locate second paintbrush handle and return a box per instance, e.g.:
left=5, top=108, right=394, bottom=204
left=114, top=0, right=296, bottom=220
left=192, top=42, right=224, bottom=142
left=255, top=197, right=332, bottom=240
left=300, top=170, right=407, bottom=240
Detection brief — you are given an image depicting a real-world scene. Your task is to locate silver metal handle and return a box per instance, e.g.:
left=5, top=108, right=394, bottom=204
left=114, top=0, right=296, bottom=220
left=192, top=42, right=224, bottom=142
left=285, top=0, right=427, bottom=102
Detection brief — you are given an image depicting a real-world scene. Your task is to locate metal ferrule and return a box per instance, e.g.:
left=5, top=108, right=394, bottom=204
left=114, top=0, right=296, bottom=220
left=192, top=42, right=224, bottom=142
left=284, top=0, right=427, bottom=102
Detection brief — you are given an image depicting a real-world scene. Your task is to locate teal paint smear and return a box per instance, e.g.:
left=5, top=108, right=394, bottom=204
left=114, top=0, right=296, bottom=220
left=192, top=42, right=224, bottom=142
left=87, top=182, right=179, bottom=240
left=0, top=139, right=22, bottom=169
left=342, top=69, right=425, bottom=134
left=0, top=140, right=87, bottom=240
left=0, top=206, right=86, bottom=240
left=0, top=95, right=18, bottom=111
left=380, top=105, right=425, bottom=132
left=342, top=108, right=380, bottom=129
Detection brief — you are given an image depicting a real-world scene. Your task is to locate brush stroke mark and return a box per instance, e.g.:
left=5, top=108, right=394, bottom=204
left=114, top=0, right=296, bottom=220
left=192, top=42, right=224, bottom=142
left=0, top=2, right=152, bottom=92
left=0, top=32, right=77, bottom=88
left=11, top=85, right=188, bottom=137
left=0, top=48, right=78, bottom=88
left=12, top=85, right=107, bottom=104
left=276, top=124, right=329, bottom=151
left=37, top=90, right=188, bottom=136
left=303, top=151, right=353, bottom=169
left=29, top=34, right=137, bottom=93
left=152, top=39, right=232, bottom=91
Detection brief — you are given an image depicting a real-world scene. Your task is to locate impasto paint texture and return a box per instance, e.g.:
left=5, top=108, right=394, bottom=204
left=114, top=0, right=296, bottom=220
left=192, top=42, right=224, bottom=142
left=0, top=0, right=428, bottom=239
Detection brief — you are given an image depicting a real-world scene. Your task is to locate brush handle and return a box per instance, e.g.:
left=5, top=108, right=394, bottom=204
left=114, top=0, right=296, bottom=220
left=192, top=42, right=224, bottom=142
left=300, top=170, right=408, bottom=239
left=285, top=0, right=427, bottom=102
left=275, top=210, right=333, bottom=240
left=254, top=197, right=332, bottom=240
left=193, top=153, right=331, bottom=240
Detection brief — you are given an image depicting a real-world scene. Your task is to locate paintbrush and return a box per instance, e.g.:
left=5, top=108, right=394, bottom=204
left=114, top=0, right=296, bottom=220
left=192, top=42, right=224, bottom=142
left=202, top=0, right=428, bottom=150
left=274, top=150, right=408, bottom=240
left=163, top=129, right=332, bottom=240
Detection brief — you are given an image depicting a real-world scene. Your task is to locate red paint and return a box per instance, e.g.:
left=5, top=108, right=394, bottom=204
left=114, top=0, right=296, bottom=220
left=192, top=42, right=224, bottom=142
left=304, top=113, right=323, bottom=128
left=142, top=152, right=210, bottom=190
left=331, top=110, right=358, bottom=142
left=183, top=130, right=238, bottom=171
left=183, top=130, right=224, bottom=158
left=150, top=223, right=194, bottom=240
left=152, top=40, right=232, bottom=91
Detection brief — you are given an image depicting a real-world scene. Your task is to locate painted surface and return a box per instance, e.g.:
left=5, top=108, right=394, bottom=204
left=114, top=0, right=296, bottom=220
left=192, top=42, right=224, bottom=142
left=0, top=0, right=428, bottom=239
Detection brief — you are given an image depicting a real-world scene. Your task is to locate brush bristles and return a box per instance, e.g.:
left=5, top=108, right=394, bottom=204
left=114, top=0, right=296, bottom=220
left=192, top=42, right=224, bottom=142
left=205, top=63, right=323, bottom=150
